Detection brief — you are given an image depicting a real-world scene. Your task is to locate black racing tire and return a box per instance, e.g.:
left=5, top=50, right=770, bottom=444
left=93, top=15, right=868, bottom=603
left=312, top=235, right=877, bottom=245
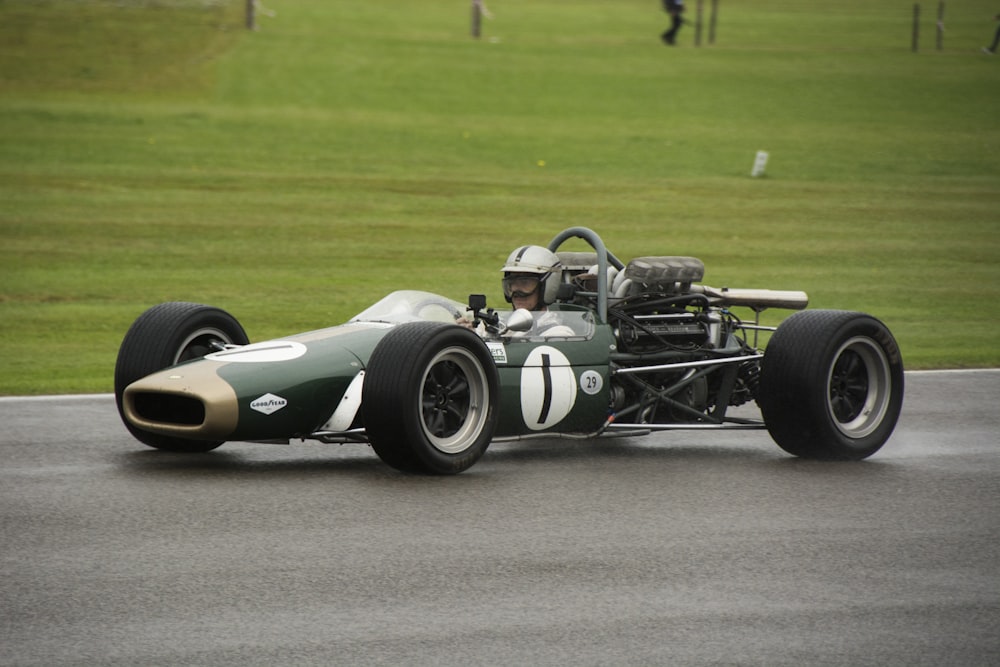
left=757, top=310, right=904, bottom=460
left=362, top=322, right=499, bottom=474
left=114, top=302, right=249, bottom=453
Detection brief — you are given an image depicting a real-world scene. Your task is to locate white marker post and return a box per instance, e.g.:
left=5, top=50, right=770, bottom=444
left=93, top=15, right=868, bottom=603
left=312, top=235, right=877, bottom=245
left=751, top=150, right=769, bottom=178
left=471, top=0, right=482, bottom=38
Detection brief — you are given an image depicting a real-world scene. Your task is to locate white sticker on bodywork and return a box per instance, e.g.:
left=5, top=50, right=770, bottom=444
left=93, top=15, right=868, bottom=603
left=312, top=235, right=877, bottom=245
left=580, top=370, right=603, bottom=395
left=520, top=346, right=577, bottom=431
left=486, top=341, right=507, bottom=365
left=250, top=393, right=288, bottom=415
left=207, top=341, right=307, bottom=363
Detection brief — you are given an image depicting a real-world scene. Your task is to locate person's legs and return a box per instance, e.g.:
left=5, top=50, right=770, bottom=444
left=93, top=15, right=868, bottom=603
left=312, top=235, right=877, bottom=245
left=662, top=13, right=683, bottom=44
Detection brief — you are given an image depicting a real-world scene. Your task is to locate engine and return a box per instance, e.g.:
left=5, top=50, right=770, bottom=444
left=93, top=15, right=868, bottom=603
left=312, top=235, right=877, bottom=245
left=560, top=251, right=763, bottom=425
left=614, top=309, right=725, bottom=353
left=603, top=269, right=758, bottom=423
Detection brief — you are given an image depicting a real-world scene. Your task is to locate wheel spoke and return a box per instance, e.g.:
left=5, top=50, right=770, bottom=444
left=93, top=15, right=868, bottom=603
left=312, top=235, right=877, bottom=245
left=420, top=393, right=437, bottom=411
left=829, top=348, right=875, bottom=424
left=844, top=384, right=869, bottom=409
left=421, top=360, right=473, bottom=438
left=410, top=342, right=494, bottom=457
left=829, top=350, right=866, bottom=422
left=430, top=361, right=456, bottom=387
left=428, top=409, right=447, bottom=437
left=445, top=401, right=468, bottom=424
left=831, top=394, right=857, bottom=422
left=446, top=373, right=470, bottom=396
left=841, top=352, right=862, bottom=379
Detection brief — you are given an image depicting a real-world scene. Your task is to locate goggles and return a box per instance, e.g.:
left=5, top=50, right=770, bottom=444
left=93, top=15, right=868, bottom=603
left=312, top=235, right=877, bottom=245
left=503, top=275, right=541, bottom=299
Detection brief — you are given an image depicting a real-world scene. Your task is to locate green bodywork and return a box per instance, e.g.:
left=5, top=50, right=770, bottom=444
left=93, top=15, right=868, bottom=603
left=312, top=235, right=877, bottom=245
left=207, top=308, right=617, bottom=442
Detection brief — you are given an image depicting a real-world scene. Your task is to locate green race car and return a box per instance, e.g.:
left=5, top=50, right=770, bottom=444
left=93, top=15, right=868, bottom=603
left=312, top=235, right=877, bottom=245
left=115, top=227, right=904, bottom=474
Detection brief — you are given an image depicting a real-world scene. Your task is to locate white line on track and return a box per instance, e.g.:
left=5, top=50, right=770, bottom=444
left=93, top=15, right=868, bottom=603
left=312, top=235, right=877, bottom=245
left=1, top=369, right=997, bottom=402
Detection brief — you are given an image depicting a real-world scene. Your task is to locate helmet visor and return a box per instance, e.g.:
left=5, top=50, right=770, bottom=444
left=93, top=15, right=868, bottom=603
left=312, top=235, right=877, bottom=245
left=503, top=275, right=541, bottom=299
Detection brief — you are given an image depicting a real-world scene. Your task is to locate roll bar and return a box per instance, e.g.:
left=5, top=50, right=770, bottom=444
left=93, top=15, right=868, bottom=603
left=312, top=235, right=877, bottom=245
left=546, top=227, right=625, bottom=324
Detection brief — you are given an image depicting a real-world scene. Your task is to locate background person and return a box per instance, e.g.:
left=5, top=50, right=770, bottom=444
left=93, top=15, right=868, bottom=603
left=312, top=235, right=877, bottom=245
left=661, top=0, right=685, bottom=45
left=983, top=13, right=1000, bottom=54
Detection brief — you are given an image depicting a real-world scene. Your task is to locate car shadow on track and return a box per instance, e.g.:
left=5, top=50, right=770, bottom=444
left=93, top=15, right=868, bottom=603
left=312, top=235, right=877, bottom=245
left=115, top=446, right=396, bottom=479
left=117, top=440, right=902, bottom=482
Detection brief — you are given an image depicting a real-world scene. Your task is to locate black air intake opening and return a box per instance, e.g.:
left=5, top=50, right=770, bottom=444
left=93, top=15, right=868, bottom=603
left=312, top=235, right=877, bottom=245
left=133, top=393, right=205, bottom=426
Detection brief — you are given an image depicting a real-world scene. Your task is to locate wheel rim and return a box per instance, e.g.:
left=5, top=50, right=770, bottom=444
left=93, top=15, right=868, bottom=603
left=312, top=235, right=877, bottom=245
left=827, top=336, right=892, bottom=439
left=173, top=327, right=233, bottom=364
left=419, top=346, right=490, bottom=454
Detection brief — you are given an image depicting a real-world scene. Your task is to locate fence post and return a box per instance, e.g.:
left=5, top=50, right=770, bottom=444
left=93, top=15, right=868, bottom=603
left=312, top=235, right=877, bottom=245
left=912, top=3, right=920, bottom=52
left=709, top=0, right=718, bottom=45
left=246, top=0, right=256, bottom=31
left=694, top=0, right=703, bottom=46
left=936, top=1, right=944, bottom=50
left=471, top=0, right=482, bottom=39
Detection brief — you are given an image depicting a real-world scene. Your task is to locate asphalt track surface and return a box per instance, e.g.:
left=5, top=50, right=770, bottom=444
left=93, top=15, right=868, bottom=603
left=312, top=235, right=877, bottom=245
left=2, top=370, right=998, bottom=666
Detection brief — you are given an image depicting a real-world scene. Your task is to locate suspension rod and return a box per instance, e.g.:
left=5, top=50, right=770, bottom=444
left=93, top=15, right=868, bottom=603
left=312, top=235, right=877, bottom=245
left=612, top=353, right=763, bottom=375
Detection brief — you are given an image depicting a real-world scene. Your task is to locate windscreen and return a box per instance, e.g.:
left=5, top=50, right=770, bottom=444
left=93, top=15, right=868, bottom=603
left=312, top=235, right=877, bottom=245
left=349, top=291, right=466, bottom=325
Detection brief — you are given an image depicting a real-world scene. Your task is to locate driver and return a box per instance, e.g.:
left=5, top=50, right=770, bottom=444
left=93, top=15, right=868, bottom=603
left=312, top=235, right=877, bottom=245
left=498, top=245, right=575, bottom=337
left=501, top=245, right=562, bottom=312
left=456, top=245, right=575, bottom=336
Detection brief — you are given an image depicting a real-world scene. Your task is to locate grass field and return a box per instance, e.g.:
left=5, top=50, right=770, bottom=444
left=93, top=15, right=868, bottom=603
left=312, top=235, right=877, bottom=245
left=1, top=0, right=999, bottom=395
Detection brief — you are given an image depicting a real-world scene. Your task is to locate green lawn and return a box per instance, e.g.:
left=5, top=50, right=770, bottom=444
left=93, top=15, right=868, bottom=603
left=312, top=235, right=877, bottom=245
left=2, top=0, right=999, bottom=394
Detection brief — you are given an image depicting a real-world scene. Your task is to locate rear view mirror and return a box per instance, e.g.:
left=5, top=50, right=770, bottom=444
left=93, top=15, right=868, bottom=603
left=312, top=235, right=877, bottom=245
left=506, top=309, right=534, bottom=332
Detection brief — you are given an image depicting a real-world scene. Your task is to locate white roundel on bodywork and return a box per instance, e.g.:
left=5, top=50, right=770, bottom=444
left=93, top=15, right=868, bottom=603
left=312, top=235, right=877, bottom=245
left=205, top=341, right=307, bottom=363
left=520, top=346, right=577, bottom=431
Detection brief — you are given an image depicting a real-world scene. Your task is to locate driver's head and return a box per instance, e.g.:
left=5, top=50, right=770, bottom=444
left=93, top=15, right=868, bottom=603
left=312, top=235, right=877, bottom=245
left=501, top=245, right=562, bottom=311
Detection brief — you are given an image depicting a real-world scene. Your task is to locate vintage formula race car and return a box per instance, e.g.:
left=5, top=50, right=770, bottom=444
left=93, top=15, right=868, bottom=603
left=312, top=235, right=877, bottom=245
left=115, top=227, right=904, bottom=474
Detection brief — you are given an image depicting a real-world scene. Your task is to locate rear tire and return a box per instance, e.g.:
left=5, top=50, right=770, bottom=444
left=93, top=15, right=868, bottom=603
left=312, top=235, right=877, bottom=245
left=114, top=302, right=249, bottom=453
left=758, top=310, right=904, bottom=460
left=363, top=322, right=499, bottom=474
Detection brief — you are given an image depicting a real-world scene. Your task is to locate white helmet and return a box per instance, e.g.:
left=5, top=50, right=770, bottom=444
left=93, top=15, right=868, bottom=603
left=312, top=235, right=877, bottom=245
left=501, top=245, right=563, bottom=306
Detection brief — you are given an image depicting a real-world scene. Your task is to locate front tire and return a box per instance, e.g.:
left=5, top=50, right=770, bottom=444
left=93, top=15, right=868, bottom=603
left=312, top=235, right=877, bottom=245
left=362, top=322, right=499, bottom=474
left=757, top=310, right=904, bottom=460
left=114, top=302, right=249, bottom=453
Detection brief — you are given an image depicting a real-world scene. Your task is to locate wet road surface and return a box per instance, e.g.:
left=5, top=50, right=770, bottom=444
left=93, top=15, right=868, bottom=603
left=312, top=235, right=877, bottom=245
left=2, top=371, right=998, bottom=666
